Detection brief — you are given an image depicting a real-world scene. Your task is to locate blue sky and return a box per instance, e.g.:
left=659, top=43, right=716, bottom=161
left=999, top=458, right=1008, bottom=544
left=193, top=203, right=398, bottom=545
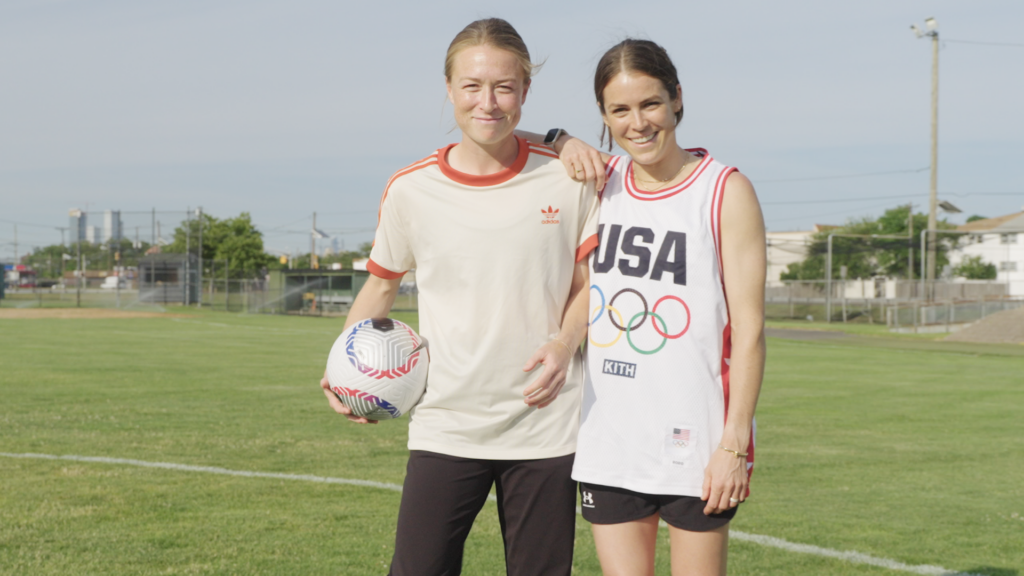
left=2, top=0, right=1022, bottom=260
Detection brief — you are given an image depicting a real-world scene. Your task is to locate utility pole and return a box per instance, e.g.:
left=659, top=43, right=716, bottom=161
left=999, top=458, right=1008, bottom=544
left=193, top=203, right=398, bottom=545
left=311, top=212, right=317, bottom=270
left=13, top=225, right=17, bottom=265
left=826, top=234, right=833, bottom=321
left=197, top=207, right=203, bottom=308
left=912, top=17, right=940, bottom=295
left=76, top=239, right=82, bottom=308
left=185, top=207, right=191, bottom=305
left=152, top=208, right=156, bottom=246
left=907, top=203, right=914, bottom=282
left=310, top=213, right=329, bottom=270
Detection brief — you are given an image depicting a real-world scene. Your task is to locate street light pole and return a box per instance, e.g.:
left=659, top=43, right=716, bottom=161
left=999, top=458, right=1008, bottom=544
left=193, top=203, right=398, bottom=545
left=912, top=17, right=940, bottom=296
left=311, top=212, right=317, bottom=270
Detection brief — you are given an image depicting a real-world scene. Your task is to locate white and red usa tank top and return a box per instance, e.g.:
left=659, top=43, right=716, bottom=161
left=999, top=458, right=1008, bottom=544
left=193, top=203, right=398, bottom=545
left=571, top=149, right=755, bottom=497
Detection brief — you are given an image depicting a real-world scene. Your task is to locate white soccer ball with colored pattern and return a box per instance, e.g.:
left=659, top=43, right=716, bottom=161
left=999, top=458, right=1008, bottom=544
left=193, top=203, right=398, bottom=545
left=325, top=318, right=428, bottom=420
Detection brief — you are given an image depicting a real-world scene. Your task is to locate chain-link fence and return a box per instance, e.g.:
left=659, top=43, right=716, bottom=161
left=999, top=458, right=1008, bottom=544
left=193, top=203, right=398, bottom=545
left=4, top=272, right=1014, bottom=334
left=887, top=298, right=1024, bottom=333
left=765, top=279, right=1015, bottom=326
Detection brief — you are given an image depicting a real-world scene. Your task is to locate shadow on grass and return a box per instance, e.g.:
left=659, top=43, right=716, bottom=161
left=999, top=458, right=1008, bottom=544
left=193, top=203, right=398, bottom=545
left=961, top=568, right=1019, bottom=576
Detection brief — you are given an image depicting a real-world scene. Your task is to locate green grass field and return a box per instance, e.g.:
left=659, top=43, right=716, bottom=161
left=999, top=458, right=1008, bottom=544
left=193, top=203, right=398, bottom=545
left=1, top=308, right=1021, bottom=575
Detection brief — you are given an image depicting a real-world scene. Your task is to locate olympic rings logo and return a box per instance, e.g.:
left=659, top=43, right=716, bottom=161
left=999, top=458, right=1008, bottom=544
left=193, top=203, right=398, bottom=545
left=588, top=285, right=691, bottom=355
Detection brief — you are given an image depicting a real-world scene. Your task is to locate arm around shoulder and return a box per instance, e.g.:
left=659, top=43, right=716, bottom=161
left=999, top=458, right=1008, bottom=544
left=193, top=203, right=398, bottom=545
left=514, top=129, right=610, bottom=191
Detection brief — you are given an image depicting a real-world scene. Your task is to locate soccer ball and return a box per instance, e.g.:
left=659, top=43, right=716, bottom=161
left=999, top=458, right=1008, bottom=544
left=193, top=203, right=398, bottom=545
left=325, top=317, right=428, bottom=420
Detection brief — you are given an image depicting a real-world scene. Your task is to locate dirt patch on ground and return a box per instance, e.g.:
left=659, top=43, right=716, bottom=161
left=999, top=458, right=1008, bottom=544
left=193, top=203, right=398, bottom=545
left=945, top=307, right=1024, bottom=345
left=0, top=308, right=187, bottom=320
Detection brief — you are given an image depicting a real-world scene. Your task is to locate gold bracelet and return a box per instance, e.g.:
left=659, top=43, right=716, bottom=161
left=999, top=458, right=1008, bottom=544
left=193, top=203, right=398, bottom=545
left=552, top=338, right=573, bottom=357
left=718, top=444, right=749, bottom=458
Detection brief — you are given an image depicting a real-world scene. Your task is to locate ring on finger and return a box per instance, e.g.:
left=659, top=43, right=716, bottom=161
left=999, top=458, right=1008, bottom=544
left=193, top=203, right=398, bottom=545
left=729, top=497, right=740, bottom=504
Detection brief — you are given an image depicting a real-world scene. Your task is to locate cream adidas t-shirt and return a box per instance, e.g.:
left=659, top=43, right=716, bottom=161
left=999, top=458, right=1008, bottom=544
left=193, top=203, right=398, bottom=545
left=368, top=137, right=600, bottom=459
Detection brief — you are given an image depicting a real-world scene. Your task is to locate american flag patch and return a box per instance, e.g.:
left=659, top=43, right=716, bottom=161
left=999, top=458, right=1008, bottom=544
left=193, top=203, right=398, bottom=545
left=672, top=428, right=690, bottom=442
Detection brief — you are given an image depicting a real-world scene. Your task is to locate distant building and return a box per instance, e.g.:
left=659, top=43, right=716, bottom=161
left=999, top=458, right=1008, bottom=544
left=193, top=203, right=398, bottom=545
left=85, top=226, right=99, bottom=244
left=4, top=264, right=37, bottom=288
left=765, top=224, right=836, bottom=285
left=103, top=210, right=122, bottom=243
left=952, top=211, right=1024, bottom=296
left=69, top=208, right=86, bottom=243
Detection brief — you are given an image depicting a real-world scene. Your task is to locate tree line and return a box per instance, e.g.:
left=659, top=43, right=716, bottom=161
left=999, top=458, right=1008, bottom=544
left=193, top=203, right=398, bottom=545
left=780, top=206, right=996, bottom=281
left=19, top=212, right=372, bottom=280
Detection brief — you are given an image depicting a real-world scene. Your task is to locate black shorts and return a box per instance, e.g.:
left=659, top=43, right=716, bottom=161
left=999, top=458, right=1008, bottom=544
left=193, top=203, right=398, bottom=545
left=579, top=482, right=736, bottom=532
left=389, top=450, right=577, bottom=576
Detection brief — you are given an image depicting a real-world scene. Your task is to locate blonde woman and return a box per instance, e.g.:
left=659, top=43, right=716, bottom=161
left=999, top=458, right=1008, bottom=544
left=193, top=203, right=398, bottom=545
left=320, top=18, right=598, bottom=576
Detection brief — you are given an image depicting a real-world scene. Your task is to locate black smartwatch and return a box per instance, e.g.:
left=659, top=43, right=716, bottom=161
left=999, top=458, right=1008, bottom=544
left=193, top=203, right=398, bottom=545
left=543, top=128, right=567, bottom=146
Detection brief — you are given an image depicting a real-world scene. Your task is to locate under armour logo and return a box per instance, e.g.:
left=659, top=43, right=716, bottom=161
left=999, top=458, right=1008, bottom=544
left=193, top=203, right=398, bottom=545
left=582, top=491, right=594, bottom=507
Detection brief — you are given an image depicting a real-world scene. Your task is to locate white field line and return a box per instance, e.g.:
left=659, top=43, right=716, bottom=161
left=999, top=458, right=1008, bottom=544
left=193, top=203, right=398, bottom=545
left=0, top=452, right=403, bottom=492
left=0, top=452, right=982, bottom=576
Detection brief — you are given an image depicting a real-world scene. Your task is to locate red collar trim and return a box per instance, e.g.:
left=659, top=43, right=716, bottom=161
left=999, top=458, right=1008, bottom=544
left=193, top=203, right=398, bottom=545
left=437, top=136, right=529, bottom=187
left=625, top=148, right=711, bottom=201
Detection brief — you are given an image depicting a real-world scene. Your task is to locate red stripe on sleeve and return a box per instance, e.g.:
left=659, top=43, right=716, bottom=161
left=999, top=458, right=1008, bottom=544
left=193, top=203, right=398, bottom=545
left=575, top=233, right=599, bottom=263
left=376, top=156, right=438, bottom=227
left=366, top=259, right=405, bottom=280
left=528, top=145, right=560, bottom=159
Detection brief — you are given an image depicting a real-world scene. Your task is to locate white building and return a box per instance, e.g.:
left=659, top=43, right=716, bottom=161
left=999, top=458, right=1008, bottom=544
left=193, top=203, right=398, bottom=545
left=951, top=211, right=1024, bottom=296
left=765, top=225, right=836, bottom=285
left=103, top=210, right=122, bottom=243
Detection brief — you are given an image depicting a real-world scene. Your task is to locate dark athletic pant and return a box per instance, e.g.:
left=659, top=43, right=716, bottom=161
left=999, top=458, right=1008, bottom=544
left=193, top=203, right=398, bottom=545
left=388, top=450, right=577, bottom=576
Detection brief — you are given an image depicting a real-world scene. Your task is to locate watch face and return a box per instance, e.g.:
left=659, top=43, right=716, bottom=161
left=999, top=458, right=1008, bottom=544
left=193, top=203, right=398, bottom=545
left=545, top=128, right=563, bottom=144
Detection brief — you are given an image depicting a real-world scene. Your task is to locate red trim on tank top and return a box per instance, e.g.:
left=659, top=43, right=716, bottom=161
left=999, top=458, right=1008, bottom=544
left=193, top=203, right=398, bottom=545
left=436, top=136, right=530, bottom=187
left=624, top=148, right=711, bottom=201
left=712, top=167, right=738, bottom=286
left=600, top=156, right=623, bottom=200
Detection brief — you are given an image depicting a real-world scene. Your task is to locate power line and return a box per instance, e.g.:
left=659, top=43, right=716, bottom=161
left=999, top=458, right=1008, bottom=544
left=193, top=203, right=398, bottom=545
left=762, top=193, right=925, bottom=206
left=766, top=200, right=904, bottom=225
left=313, top=210, right=379, bottom=216
left=943, top=191, right=1023, bottom=197
left=258, top=215, right=311, bottom=234
left=753, top=167, right=928, bottom=184
left=0, top=218, right=55, bottom=229
left=762, top=190, right=1022, bottom=207
left=945, top=39, right=1024, bottom=48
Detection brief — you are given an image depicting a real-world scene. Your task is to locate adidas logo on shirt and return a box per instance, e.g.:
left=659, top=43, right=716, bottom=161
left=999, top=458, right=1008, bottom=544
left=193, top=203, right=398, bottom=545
left=541, top=206, right=560, bottom=224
